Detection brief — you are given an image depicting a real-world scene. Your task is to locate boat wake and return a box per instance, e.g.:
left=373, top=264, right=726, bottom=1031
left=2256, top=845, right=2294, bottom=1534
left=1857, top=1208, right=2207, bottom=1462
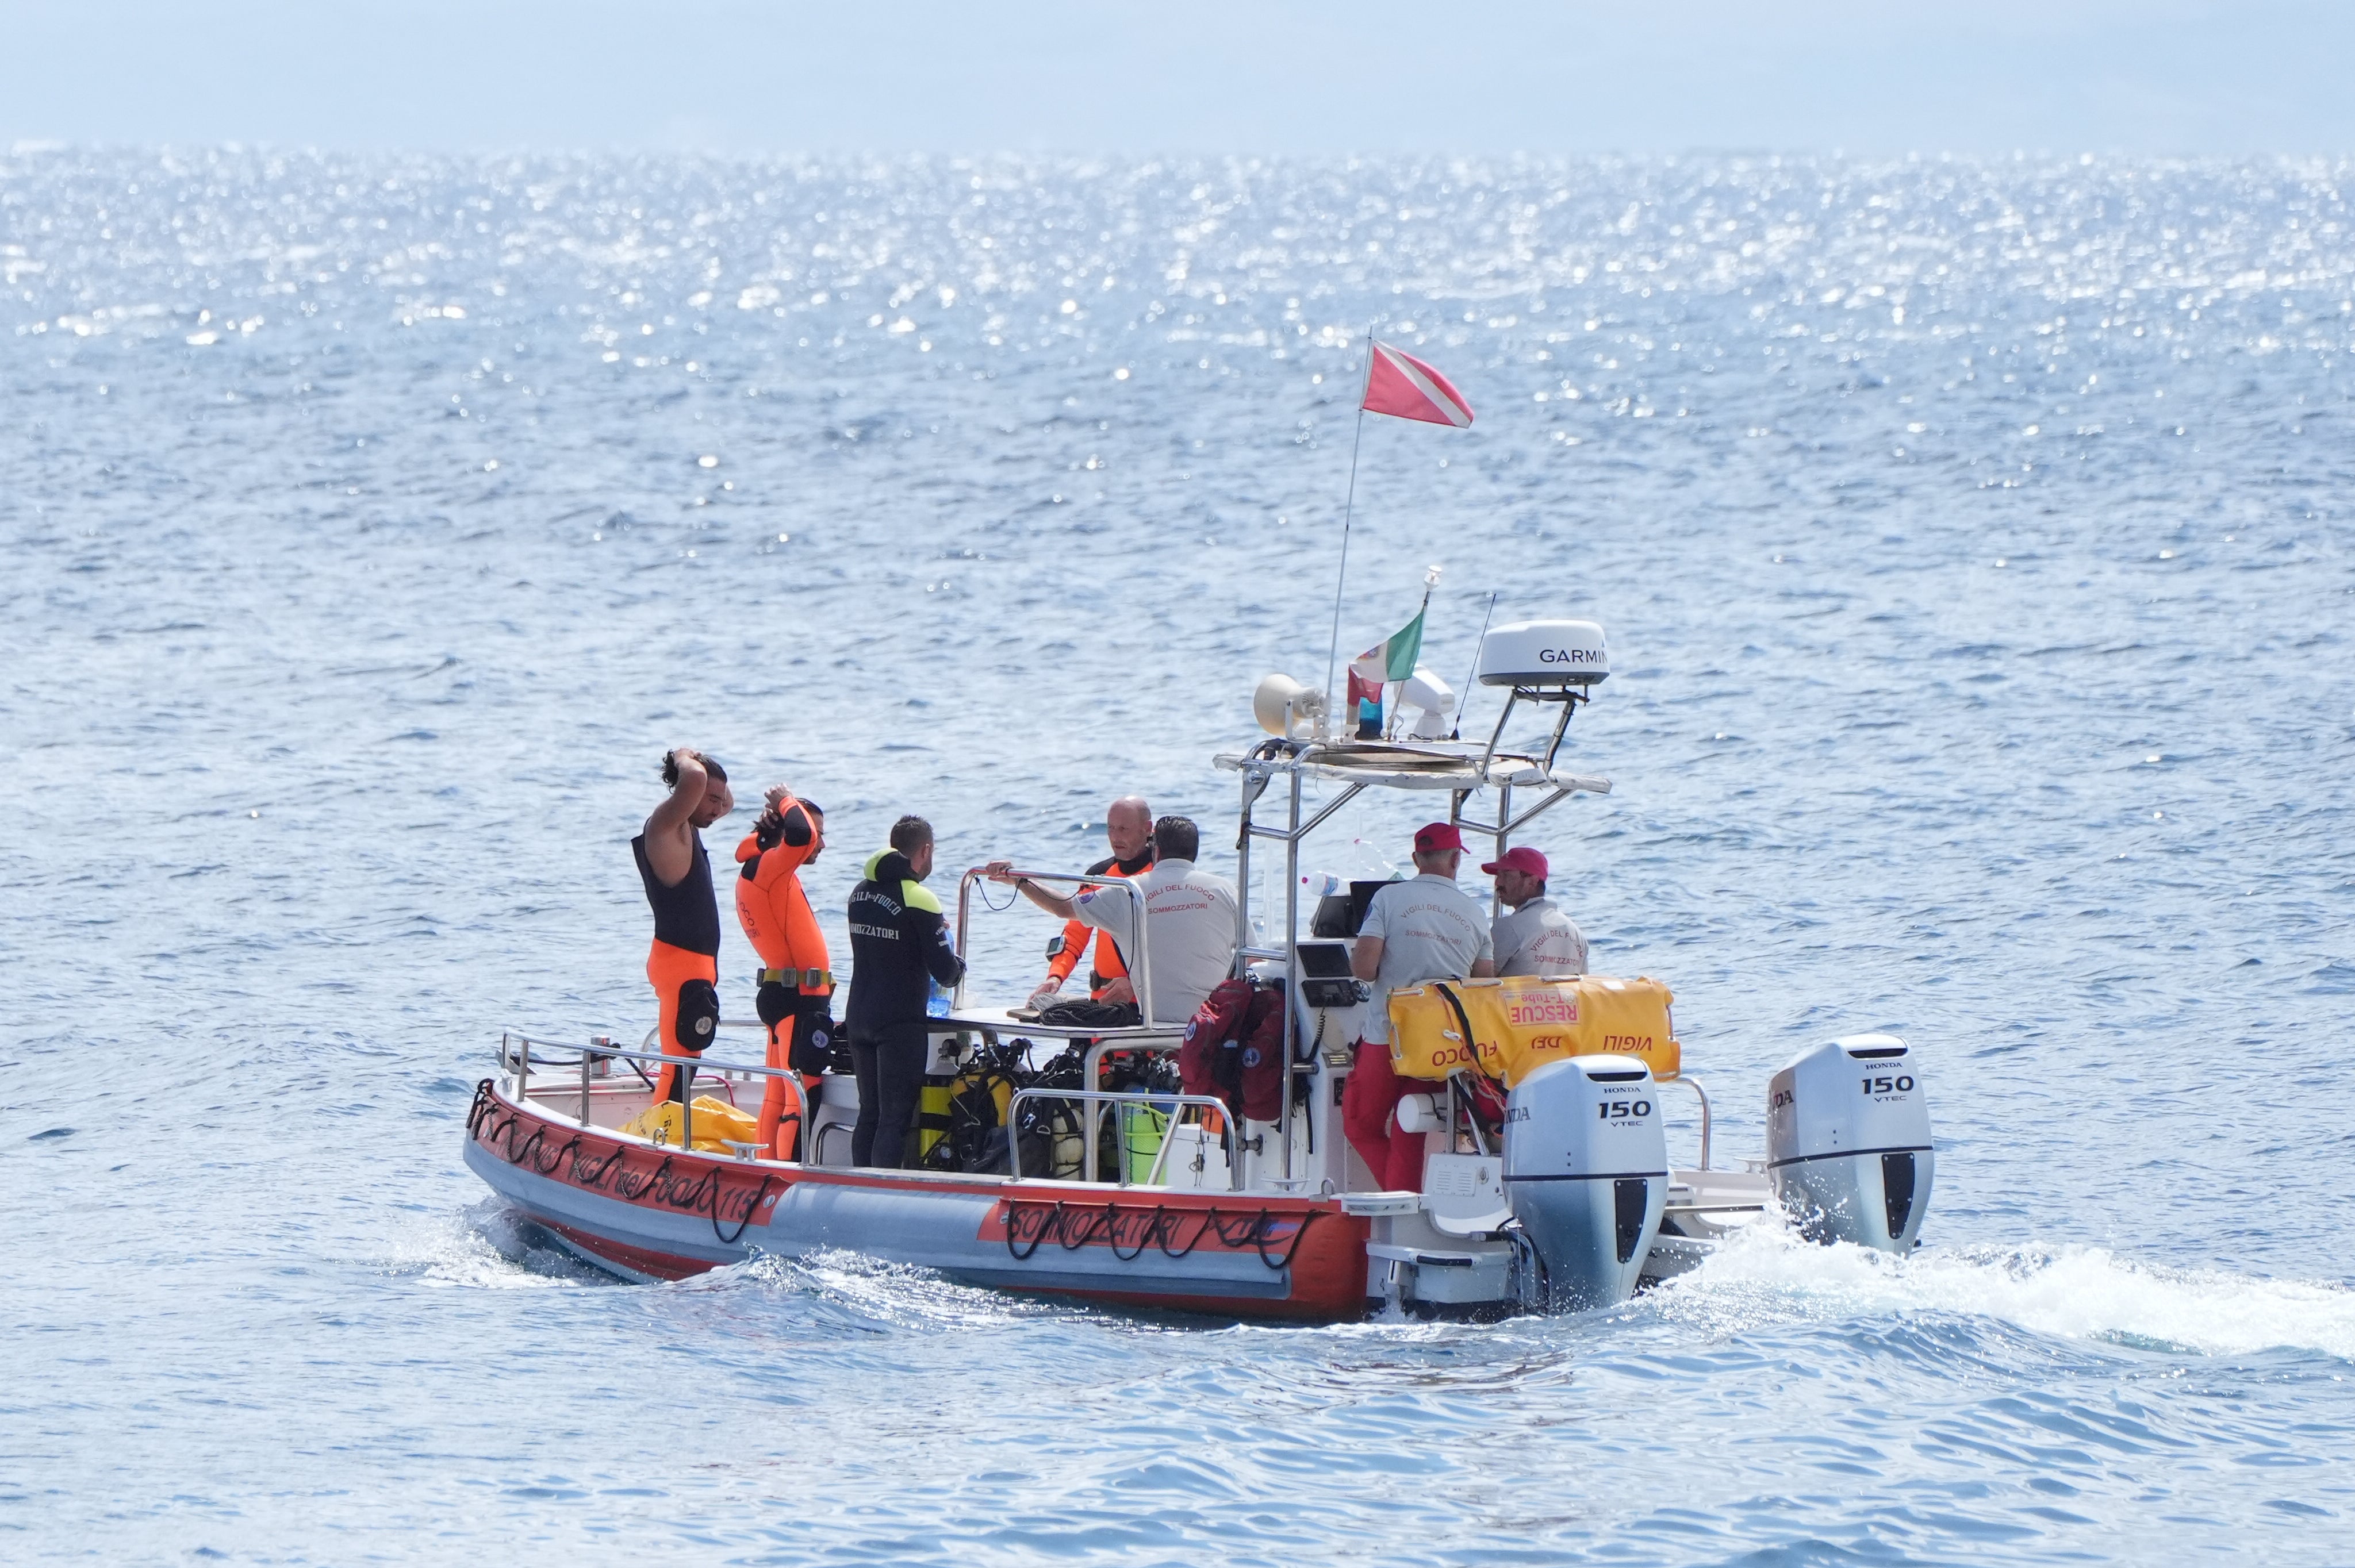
left=723, top=1246, right=1090, bottom=1333
left=1652, top=1223, right=2355, bottom=1361
left=384, top=1200, right=612, bottom=1289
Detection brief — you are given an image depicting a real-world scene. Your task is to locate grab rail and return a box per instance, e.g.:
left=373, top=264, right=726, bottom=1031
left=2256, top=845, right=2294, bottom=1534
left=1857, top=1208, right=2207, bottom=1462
left=500, top=1027, right=806, bottom=1162
left=1658, top=1073, right=1712, bottom=1170
left=954, top=866, right=1155, bottom=1025
left=1004, top=1087, right=1242, bottom=1191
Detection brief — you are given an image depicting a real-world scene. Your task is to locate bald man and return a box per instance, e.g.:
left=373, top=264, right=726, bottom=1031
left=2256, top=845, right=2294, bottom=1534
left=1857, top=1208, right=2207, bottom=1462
left=1025, top=794, right=1155, bottom=1009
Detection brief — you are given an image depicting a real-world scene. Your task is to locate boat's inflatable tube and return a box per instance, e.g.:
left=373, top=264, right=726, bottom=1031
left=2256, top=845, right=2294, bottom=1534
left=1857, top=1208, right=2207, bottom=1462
left=1388, top=975, right=1680, bottom=1087
left=1502, top=1056, right=1667, bottom=1310
left=1766, top=1035, right=1933, bottom=1252
left=462, top=1081, right=1369, bottom=1319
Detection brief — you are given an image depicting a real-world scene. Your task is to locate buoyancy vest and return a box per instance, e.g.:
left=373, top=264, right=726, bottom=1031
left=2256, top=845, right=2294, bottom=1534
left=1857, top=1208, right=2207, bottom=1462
left=1045, top=850, right=1155, bottom=995
left=632, top=828, right=721, bottom=957
left=735, top=794, right=830, bottom=989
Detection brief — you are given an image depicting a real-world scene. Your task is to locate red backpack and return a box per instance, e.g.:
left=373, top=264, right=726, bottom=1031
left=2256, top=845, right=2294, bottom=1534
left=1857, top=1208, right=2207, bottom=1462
left=1237, top=982, right=1290, bottom=1123
left=1179, top=978, right=1255, bottom=1103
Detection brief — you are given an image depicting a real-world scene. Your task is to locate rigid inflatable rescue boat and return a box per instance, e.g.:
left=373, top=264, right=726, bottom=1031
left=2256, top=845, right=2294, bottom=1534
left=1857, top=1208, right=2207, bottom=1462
left=464, top=622, right=1936, bottom=1319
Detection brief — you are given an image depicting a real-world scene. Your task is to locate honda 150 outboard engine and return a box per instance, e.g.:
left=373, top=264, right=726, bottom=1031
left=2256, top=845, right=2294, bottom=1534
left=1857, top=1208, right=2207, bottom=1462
left=1767, top=1034, right=1934, bottom=1252
left=1503, top=1056, right=1669, bottom=1310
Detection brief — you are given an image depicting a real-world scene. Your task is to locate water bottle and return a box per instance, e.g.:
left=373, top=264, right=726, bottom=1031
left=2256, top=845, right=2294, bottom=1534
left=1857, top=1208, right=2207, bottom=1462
left=926, top=979, right=953, bottom=1019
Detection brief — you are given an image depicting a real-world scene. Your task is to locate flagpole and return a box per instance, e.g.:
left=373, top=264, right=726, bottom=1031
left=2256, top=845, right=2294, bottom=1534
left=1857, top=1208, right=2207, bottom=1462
left=1321, top=328, right=1378, bottom=718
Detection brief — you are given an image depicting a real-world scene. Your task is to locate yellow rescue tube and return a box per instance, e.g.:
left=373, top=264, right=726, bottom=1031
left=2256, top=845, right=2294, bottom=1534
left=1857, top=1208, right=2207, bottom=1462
left=1388, top=975, right=1680, bottom=1087
left=619, top=1095, right=763, bottom=1152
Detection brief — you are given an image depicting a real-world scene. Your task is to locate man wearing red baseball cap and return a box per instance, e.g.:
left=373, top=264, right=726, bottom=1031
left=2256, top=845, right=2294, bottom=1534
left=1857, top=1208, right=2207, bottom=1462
left=1483, top=845, right=1589, bottom=978
left=1343, top=821, right=1495, bottom=1190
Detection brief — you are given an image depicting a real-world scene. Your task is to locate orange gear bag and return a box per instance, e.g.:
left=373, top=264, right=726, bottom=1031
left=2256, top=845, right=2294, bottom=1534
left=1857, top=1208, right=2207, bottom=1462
left=1387, top=975, right=1680, bottom=1087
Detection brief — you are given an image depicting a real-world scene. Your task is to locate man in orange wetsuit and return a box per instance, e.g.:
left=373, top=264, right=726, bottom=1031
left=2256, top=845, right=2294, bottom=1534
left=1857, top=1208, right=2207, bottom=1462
left=1024, top=794, right=1155, bottom=1010
left=635, top=748, right=735, bottom=1105
left=737, top=785, right=833, bottom=1160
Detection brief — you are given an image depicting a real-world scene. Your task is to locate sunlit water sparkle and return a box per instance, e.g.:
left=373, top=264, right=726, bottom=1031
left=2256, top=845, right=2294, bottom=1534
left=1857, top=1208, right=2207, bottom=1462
left=4, top=147, right=2353, bottom=1565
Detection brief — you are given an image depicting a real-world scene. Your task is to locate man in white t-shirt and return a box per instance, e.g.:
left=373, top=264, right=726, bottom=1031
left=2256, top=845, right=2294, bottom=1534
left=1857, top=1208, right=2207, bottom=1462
left=987, top=816, right=1238, bottom=1025
left=1485, top=846, right=1589, bottom=977
left=1343, top=822, right=1495, bottom=1190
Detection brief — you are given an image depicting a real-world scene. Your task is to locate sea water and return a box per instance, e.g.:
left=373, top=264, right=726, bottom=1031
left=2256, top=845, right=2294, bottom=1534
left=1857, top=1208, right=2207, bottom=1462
left=3, top=148, right=2352, bottom=1565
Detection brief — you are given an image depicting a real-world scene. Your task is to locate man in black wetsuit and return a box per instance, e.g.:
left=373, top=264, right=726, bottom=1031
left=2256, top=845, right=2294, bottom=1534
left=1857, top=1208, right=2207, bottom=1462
left=633, top=748, right=734, bottom=1104
left=845, top=814, right=964, bottom=1168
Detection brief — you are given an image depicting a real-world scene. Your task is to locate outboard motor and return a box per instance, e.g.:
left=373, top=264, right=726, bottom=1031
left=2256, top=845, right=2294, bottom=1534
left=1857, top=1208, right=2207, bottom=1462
left=1767, top=1034, right=1934, bottom=1252
left=1503, top=1056, right=1669, bottom=1310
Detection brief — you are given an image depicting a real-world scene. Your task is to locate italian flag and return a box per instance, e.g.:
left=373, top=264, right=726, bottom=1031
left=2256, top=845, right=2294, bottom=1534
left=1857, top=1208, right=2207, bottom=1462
left=1351, top=606, right=1426, bottom=690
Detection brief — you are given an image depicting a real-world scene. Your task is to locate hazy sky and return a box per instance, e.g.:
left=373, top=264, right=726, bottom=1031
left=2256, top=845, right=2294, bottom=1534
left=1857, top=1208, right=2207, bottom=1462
left=5, top=0, right=2350, bottom=155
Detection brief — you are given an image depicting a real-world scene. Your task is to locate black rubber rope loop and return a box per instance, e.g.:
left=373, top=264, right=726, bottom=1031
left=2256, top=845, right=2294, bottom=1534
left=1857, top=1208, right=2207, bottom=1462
left=1109, top=1205, right=1160, bottom=1262
left=712, top=1174, right=778, bottom=1246
left=1153, top=1207, right=1209, bottom=1259
left=1006, top=1200, right=1060, bottom=1261
left=1058, top=1204, right=1110, bottom=1251
left=1253, top=1210, right=1320, bottom=1271
left=530, top=1134, right=581, bottom=1177
left=616, top=1154, right=674, bottom=1203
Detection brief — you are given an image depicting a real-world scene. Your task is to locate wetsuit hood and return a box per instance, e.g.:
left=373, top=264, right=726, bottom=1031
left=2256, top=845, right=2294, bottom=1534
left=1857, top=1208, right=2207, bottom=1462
left=864, top=847, right=915, bottom=883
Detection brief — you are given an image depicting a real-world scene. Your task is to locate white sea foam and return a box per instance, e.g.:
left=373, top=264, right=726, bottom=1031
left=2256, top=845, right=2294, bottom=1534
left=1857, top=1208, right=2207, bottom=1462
left=727, top=1245, right=1068, bottom=1331
left=382, top=1204, right=597, bottom=1290
left=1659, top=1223, right=2355, bottom=1361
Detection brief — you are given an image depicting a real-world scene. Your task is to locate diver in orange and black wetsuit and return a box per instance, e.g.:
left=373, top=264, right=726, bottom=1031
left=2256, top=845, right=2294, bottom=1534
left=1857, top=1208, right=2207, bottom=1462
left=634, top=748, right=734, bottom=1105
left=1025, top=794, right=1155, bottom=1010
left=737, top=786, right=833, bottom=1161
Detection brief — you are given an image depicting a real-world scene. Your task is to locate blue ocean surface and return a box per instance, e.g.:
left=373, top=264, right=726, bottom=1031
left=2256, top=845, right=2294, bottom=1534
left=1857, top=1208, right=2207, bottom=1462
left=3, top=148, right=2353, bottom=1565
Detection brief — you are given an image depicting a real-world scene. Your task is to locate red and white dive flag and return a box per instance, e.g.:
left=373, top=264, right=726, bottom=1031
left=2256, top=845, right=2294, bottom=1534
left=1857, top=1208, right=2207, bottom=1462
left=1360, top=340, right=1474, bottom=428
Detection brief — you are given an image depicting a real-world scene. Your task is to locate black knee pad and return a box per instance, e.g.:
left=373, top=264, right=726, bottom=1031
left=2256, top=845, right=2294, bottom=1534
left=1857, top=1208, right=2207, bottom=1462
left=788, top=1007, right=838, bottom=1077
left=674, top=977, right=719, bottom=1052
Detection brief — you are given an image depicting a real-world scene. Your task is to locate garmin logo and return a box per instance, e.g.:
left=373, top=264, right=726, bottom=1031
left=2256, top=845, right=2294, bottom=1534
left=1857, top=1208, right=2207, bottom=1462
left=1539, top=647, right=1604, bottom=665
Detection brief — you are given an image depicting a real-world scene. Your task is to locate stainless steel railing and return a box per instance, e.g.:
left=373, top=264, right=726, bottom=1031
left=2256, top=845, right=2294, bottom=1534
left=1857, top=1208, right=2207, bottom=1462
left=953, top=866, right=1155, bottom=1025
left=1658, top=1073, right=1712, bottom=1170
left=1003, top=1087, right=1244, bottom=1190
left=500, top=1024, right=806, bottom=1161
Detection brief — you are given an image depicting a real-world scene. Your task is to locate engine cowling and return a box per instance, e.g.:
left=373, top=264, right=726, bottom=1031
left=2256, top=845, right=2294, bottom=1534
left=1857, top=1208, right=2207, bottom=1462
left=1503, top=1056, right=1668, bottom=1310
left=1766, top=1034, right=1934, bottom=1252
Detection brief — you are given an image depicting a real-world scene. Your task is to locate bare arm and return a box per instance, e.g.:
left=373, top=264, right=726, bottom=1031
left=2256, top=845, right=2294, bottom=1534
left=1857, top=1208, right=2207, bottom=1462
left=1471, top=958, right=1497, bottom=979
left=641, top=750, right=707, bottom=886
left=1350, top=936, right=1384, bottom=982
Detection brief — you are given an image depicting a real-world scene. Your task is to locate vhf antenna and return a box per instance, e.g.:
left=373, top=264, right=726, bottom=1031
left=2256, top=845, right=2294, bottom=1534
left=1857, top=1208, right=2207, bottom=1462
left=1451, top=591, right=1498, bottom=740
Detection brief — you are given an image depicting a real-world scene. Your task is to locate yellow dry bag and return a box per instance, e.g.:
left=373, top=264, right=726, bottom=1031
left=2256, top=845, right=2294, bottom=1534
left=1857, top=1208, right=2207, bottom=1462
left=1387, top=975, right=1680, bottom=1087
left=620, top=1094, right=762, bottom=1152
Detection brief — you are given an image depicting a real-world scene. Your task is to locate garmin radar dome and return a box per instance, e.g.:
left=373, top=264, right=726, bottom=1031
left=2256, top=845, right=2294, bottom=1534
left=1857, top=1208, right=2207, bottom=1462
left=1476, top=620, right=1609, bottom=688
left=1473, top=618, right=1610, bottom=770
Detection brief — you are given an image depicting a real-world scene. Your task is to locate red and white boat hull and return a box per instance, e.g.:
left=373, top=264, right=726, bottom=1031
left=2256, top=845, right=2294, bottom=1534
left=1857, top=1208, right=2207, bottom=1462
left=464, top=1079, right=1370, bottom=1319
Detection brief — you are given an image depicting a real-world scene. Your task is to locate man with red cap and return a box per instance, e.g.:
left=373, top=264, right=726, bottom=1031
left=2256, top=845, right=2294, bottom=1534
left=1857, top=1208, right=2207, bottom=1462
left=1343, top=821, right=1495, bottom=1190
left=1485, top=846, right=1589, bottom=978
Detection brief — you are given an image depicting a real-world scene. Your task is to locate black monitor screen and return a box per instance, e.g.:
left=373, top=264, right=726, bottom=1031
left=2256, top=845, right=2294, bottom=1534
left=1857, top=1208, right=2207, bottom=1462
left=1297, top=940, right=1352, bottom=978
